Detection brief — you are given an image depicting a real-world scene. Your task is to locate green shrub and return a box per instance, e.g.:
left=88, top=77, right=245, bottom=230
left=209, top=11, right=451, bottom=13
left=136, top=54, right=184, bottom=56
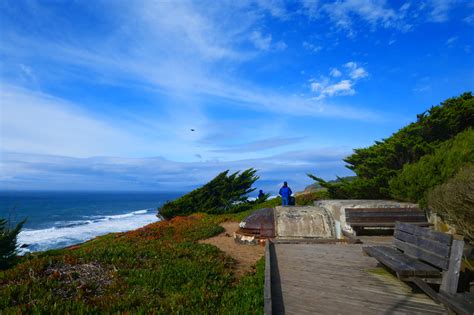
left=159, top=169, right=259, bottom=219
left=0, top=218, right=26, bottom=270
left=309, top=92, right=474, bottom=199
left=389, top=129, right=474, bottom=205
left=295, top=190, right=330, bottom=205
left=427, top=165, right=474, bottom=243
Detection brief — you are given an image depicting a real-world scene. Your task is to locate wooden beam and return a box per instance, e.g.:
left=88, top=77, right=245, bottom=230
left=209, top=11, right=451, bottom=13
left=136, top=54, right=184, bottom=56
left=438, top=292, right=474, bottom=315
left=440, top=237, right=464, bottom=295
left=264, top=240, right=272, bottom=315
left=409, top=277, right=441, bottom=303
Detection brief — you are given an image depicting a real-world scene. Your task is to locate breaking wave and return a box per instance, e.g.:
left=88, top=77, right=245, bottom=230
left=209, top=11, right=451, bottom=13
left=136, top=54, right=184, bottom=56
left=18, top=208, right=158, bottom=253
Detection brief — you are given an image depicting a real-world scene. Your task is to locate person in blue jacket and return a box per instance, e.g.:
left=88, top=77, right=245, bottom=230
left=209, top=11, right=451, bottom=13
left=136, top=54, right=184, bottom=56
left=279, top=181, right=292, bottom=206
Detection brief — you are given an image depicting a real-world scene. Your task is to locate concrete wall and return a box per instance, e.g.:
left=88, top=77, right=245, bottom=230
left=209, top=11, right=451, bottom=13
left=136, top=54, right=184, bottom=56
left=274, top=206, right=336, bottom=239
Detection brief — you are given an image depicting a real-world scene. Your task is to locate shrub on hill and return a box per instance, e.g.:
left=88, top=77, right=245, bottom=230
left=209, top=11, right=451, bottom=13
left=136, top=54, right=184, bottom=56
left=159, top=168, right=259, bottom=219
left=0, top=218, right=25, bottom=270
left=309, top=92, right=474, bottom=199
left=427, top=165, right=474, bottom=243
left=389, top=129, right=474, bottom=205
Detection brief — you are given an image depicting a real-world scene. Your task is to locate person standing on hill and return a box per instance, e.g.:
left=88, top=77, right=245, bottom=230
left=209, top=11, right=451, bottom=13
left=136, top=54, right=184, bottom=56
left=258, top=189, right=265, bottom=200
left=279, top=181, right=292, bottom=206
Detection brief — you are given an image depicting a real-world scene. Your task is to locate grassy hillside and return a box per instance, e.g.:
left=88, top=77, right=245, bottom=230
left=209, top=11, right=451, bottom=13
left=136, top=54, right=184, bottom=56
left=0, top=213, right=264, bottom=314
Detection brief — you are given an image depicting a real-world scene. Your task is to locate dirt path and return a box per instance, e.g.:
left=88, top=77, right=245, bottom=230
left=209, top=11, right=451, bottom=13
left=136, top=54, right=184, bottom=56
left=199, top=221, right=264, bottom=278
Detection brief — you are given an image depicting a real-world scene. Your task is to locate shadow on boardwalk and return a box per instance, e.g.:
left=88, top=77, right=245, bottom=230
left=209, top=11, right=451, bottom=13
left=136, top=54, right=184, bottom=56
left=269, top=241, right=446, bottom=315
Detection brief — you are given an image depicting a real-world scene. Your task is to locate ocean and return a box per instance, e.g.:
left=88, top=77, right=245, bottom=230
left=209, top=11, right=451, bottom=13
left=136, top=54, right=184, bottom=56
left=0, top=191, right=183, bottom=253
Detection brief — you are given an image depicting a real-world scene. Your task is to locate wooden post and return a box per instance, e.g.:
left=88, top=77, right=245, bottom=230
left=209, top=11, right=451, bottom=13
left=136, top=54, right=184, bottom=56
left=264, top=240, right=272, bottom=315
left=440, top=236, right=464, bottom=294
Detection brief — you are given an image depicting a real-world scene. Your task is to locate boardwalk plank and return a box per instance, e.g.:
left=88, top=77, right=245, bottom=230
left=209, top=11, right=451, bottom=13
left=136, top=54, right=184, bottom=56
left=270, top=243, right=445, bottom=314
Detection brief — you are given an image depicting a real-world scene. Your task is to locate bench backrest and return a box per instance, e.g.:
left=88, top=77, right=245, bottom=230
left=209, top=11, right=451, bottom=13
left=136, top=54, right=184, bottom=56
left=394, top=222, right=453, bottom=270
left=346, top=207, right=427, bottom=225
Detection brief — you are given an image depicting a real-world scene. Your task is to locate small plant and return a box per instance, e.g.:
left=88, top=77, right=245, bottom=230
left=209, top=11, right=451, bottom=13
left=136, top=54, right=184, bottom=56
left=0, top=218, right=26, bottom=270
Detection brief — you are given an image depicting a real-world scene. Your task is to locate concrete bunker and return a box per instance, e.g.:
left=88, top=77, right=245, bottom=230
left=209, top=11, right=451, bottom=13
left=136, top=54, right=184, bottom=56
left=235, top=200, right=422, bottom=244
left=235, top=205, right=337, bottom=244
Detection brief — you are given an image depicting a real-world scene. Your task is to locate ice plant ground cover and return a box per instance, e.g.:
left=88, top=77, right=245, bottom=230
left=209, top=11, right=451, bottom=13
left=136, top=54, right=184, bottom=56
left=0, top=212, right=265, bottom=314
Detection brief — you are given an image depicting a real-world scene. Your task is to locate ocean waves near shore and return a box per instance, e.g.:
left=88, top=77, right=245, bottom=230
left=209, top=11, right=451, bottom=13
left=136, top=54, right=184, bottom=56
left=19, top=208, right=159, bottom=253
left=1, top=191, right=183, bottom=253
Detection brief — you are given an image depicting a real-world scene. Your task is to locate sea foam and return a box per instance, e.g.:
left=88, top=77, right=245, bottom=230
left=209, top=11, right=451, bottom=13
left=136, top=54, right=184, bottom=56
left=18, top=209, right=158, bottom=253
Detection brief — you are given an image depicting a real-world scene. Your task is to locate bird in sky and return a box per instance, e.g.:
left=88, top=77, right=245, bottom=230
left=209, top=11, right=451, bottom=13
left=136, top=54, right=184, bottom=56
left=190, top=129, right=195, bottom=131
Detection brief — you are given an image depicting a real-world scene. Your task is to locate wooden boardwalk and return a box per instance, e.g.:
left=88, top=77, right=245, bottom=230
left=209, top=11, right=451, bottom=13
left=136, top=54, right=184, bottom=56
left=269, top=241, right=446, bottom=314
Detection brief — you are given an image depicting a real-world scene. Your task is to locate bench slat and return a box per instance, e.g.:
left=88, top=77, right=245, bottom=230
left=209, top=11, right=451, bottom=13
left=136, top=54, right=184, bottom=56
left=346, top=212, right=426, bottom=218
left=363, top=246, right=441, bottom=277
left=393, top=239, right=449, bottom=270
left=347, top=216, right=427, bottom=223
left=396, top=222, right=452, bottom=245
left=346, top=207, right=422, bottom=212
left=349, top=222, right=429, bottom=227
left=394, top=229, right=451, bottom=258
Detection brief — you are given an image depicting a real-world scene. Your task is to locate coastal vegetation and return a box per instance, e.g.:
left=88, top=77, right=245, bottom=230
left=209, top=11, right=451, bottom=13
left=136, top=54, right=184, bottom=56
left=310, top=92, right=473, bottom=200
left=159, top=168, right=260, bottom=219
left=309, top=92, right=474, bottom=241
left=427, top=165, right=474, bottom=242
left=389, top=128, right=474, bottom=206
left=0, top=218, right=25, bottom=270
left=0, top=212, right=265, bottom=313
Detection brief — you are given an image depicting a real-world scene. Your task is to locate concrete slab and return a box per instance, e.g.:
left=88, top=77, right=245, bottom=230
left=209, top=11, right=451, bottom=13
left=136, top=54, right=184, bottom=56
left=274, top=206, right=336, bottom=239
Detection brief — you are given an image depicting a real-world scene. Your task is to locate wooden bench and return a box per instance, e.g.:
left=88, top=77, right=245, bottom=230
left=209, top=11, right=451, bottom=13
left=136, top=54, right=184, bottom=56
left=364, top=222, right=471, bottom=314
left=346, top=207, right=428, bottom=234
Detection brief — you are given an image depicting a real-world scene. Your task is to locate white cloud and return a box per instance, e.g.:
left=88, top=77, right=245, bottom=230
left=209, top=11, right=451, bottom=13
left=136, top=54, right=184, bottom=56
left=445, top=36, right=458, bottom=46
left=464, top=14, right=474, bottom=25
left=299, top=0, right=466, bottom=36
left=255, top=0, right=289, bottom=20
left=0, top=84, right=214, bottom=160
left=250, top=31, right=287, bottom=51
left=309, top=61, right=368, bottom=100
left=344, top=61, right=368, bottom=79
left=311, top=79, right=355, bottom=99
left=303, top=41, right=322, bottom=52
left=0, top=148, right=353, bottom=192
left=274, top=40, right=288, bottom=51
left=301, top=0, right=321, bottom=19
left=323, top=80, right=355, bottom=96
left=250, top=31, right=272, bottom=51
left=329, top=68, right=342, bottom=77
left=319, top=0, right=401, bottom=36
left=1, top=85, right=136, bottom=157
left=428, top=0, right=456, bottom=22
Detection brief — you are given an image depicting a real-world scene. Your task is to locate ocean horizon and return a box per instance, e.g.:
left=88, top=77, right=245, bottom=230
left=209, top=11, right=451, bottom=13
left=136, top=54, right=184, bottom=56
left=0, top=190, right=184, bottom=253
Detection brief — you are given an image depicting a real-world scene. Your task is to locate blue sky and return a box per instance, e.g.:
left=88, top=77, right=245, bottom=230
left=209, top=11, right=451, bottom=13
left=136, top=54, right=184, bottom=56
left=1, top=0, right=473, bottom=193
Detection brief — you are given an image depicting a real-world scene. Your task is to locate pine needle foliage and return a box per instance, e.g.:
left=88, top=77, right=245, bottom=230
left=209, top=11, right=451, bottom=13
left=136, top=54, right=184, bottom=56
left=0, top=218, right=26, bottom=270
left=309, top=92, right=474, bottom=199
left=159, top=168, right=259, bottom=219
